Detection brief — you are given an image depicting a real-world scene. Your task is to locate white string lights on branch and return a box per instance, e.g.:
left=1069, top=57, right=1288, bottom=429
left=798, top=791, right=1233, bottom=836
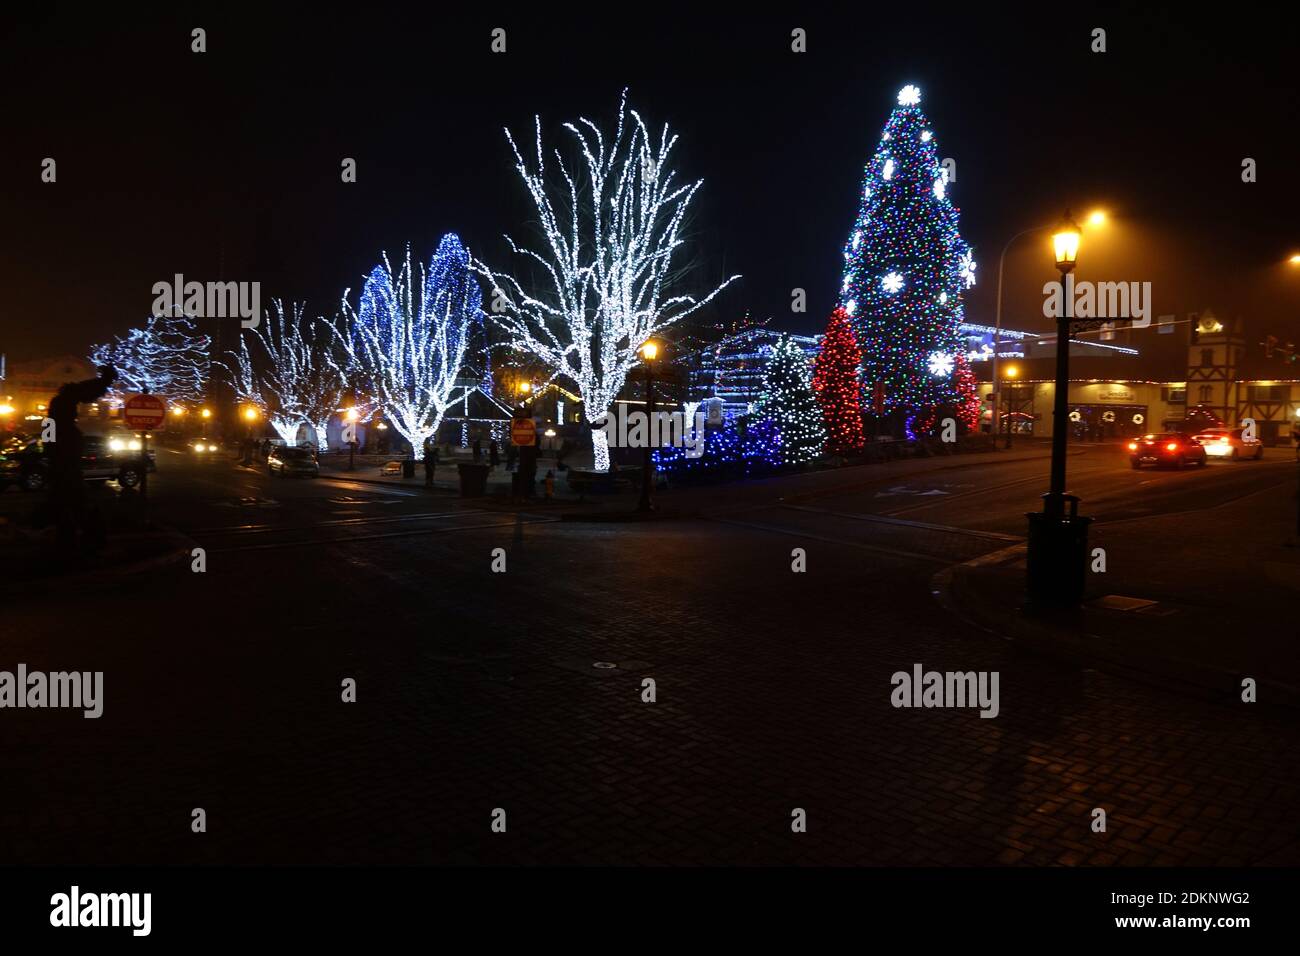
left=225, top=300, right=342, bottom=447
left=90, top=313, right=211, bottom=405
left=473, top=91, right=739, bottom=472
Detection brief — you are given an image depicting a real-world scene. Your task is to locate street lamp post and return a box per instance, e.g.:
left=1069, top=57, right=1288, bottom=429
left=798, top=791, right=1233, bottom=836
left=1045, top=212, right=1080, bottom=516
left=992, top=211, right=1106, bottom=447
left=637, top=340, right=659, bottom=514
left=992, top=225, right=1046, bottom=438
left=1025, top=211, right=1092, bottom=608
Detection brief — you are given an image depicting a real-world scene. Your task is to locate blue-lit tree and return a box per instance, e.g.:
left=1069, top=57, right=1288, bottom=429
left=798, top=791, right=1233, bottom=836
left=334, top=234, right=481, bottom=460
left=90, top=313, right=211, bottom=405
left=838, top=84, right=975, bottom=438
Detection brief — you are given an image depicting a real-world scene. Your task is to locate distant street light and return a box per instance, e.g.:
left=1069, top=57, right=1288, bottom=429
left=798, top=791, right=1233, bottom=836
left=345, top=407, right=359, bottom=470
left=991, top=208, right=1107, bottom=439
left=241, top=406, right=259, bottom=463
left=1001, top=364, right=1019, bottom=449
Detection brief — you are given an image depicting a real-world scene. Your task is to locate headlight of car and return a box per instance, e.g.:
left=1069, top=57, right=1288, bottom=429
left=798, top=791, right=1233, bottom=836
left=208, top=444, right=218, bottom=452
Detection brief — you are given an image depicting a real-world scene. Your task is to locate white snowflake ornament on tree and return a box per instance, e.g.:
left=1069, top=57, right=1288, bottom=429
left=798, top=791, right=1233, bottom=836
left=927, top=352, right=954, bottom=377
left=881, top=272, right=904, bottom=294
left=898, top=85, right=922, bottom=106
left=959, top=250, right=977, bottom=288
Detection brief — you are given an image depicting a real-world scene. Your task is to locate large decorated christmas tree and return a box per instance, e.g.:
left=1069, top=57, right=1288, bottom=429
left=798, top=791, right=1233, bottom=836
left=838, top=84, right=975, bottom=438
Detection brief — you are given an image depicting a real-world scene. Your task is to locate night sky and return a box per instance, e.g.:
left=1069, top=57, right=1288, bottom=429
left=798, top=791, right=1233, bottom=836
left=3, top=7, right=1297, bottom=377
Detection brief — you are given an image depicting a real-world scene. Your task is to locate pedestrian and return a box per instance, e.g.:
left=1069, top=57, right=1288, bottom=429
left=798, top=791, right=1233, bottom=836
left=472, top=436, right=482, bottom=462
left=506, top=442, right=517, bottom=472
left=424, top=445, right=438, bottom=489
left=544, top=469, right=555, bottom=500
left=489, top=439, right=499, bottom=470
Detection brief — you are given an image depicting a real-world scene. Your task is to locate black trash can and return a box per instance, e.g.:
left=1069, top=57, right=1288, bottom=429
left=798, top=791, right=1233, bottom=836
left=457, top=462, right=490, bottom=498
left=1025, top=495, right=1092, bottom=608
left=402, top=459, right=416, bottom=478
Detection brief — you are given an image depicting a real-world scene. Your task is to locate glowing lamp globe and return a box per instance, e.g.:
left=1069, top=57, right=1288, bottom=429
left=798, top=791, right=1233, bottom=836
left=1052, top=211, right=1082, bottom=272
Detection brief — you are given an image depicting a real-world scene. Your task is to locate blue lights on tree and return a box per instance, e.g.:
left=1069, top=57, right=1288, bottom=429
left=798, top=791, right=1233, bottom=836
left=334, top=233, right=482, bottom=460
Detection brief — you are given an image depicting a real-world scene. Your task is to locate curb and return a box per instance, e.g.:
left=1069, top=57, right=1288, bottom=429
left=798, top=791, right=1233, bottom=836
left=932, top=546, right=1300, bottom=711
left=558, top=508, right=695, bottom=522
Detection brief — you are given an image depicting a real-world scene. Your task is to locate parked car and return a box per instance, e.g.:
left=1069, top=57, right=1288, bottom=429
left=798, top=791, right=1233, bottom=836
left=1193, top=426, right=1263, bottom=460
left=268, top=445, right=319, bottom=478
left=0, top=435, right=148, bottom=491
left=1127, top=433, right=1208, bottom=469
left=0, top=434, right=30, bottom=489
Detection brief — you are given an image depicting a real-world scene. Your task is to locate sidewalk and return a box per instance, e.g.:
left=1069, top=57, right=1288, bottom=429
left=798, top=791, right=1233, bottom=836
left=316, top=444, right=1062, bottom=518
left=314, top=455, right=588, bottom=508
left=940, top=476, right=1300, bottom=706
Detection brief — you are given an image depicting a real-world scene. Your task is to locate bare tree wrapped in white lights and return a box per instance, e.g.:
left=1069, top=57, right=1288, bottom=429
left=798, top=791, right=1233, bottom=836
left=333, top=233, right=481, bottom=460
left=226, top=300, right=342, bottom=447
left=475, top=93, right=739, bottom=471
left=90, top=313, right=211, bottom=405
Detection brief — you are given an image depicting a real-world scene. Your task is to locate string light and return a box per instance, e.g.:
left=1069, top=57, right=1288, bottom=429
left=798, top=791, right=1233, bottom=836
left=334, top=234, right=480, bottom=460
left=812, top=308, right=865, bottom=454
left=474, top=91, right=739, bottom=472
left=90, top=313, right=210, bottom=405
left=838, top=84, right=975, bottom=433
left=226, top=300, right=342, bottom=447
left=753, top=335, right=825, bottom=465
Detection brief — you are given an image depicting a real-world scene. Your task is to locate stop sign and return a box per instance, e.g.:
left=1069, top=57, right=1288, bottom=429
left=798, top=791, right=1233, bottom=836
left=123, top=393, right=167, bottom=431
left=510, top=418, right=536, bottom=446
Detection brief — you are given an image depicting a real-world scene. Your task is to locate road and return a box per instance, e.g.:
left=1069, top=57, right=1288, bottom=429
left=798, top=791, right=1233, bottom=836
left=3, top=441, right=1298, bottom=865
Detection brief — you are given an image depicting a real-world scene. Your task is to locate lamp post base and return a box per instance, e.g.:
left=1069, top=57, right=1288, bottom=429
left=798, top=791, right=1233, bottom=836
left=1025, top=494, right=1091, bottom=608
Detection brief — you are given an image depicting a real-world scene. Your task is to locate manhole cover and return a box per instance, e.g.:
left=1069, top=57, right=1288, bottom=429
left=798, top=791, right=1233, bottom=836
left=551, top=658, right=653, bottom=677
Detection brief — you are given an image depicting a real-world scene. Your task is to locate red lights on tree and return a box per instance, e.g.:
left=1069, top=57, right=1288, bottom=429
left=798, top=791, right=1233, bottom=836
left=812, top=308, right=865, bottom=455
